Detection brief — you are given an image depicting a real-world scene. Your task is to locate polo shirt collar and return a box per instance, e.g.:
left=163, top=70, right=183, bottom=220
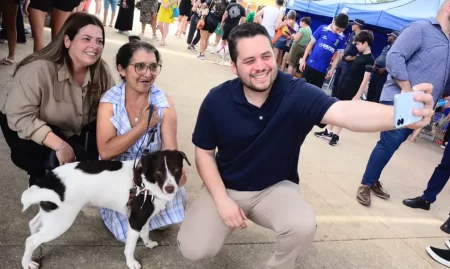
left=232, top=70, right=284, bottom=105
left=57, top=61, right=92, bottom=88
left=427, top=17, right=439, bottom=25
left=427, top=16, right=450, bottom=38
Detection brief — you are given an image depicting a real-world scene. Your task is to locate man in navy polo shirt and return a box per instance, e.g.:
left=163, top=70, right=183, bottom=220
left=299, top=13, right=349, bottom=88
left=177, top=22, right=434, bottom=269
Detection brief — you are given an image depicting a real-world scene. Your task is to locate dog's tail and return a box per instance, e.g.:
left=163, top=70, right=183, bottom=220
left=21, top=185, right=62, bottom=212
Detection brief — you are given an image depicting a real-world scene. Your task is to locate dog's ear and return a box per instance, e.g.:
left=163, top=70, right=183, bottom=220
left=178, top=151, right=191, bottom=166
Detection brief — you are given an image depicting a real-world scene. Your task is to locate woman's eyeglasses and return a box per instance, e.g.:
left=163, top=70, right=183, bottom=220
left=129, top=62, right=162, bottom=75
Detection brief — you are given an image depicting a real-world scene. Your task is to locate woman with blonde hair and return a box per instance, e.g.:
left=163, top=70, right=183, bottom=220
left=0, top=12, right=115, bottom=187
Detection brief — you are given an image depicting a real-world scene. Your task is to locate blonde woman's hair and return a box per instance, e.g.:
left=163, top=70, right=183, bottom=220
left=14, top=12, right=110, bottom=119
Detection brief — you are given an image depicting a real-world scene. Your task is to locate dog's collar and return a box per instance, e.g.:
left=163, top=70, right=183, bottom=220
left=127, top=185, right=155, bottom=209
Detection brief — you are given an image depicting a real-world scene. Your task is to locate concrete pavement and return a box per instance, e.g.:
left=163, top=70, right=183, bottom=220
left=1, top=15, right=449, bottom=269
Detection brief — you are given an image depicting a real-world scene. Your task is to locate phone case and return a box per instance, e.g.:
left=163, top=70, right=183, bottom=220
left=393, top=91, right=425, bottom=128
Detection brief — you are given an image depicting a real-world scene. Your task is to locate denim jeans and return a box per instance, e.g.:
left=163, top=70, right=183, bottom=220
left=422, top=142, right=450, bottom=202
left=361, top=101, right=413, bottom=186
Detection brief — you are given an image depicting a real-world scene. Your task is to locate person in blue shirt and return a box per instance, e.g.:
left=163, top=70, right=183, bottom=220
left=299, top=13, right=348, bottom=88
left=176, top=22, right=434, bottom=269
left=366, top=30, right=399, bottom=103
left=331, top=18, right=364, bottom=97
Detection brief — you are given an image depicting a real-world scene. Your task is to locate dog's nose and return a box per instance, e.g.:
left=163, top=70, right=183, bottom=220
left=165, top=185, right=175, bottom=194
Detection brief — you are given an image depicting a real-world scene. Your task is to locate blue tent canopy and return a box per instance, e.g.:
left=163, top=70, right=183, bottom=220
left=287, top=0, right=444, bottom=30
left=287, top=0, right=342, bottom=17
left=377, top=0, right=444, bottom=29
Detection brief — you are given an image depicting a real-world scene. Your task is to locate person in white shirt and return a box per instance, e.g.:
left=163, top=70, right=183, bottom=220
left=255, top=0, right=284, bottom=40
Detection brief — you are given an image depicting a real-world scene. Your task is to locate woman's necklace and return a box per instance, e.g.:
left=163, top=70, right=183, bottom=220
left=126, top=91, right=151, bottom=124
left=134, top=107, right=145, bottom=122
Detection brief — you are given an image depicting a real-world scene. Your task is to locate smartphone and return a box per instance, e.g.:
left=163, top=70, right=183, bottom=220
left=393, top=91, right=425, bottom=129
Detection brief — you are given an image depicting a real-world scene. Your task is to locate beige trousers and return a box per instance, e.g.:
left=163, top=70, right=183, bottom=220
left=177, top=180, right=316, bottom=269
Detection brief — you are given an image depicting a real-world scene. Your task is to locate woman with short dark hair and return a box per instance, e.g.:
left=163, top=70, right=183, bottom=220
left=96, top=40, right=187, bottom=242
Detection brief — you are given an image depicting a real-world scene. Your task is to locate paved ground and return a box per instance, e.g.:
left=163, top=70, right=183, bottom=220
left=1, top=13, right=450, bottom=269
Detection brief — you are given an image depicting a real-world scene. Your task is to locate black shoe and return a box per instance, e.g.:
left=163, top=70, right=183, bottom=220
left=441, top=217, right=450, bottom=234
left=314, top=129, right=332, bottom=140
left=402, top=196, right=431, bottom=210
left=329, top=134, right=339, bottom=146
left=426, top=246, right=450, bottom=267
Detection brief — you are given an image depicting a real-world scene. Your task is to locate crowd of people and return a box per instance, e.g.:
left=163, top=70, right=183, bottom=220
left=0, top=0, right=450, bottom=268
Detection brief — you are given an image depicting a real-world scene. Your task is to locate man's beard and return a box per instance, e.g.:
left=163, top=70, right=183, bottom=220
left=236, top=70, right=276, bottom=93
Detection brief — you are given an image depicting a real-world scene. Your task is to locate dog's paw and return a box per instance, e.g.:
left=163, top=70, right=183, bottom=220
left=22, top=261, right=39, bottom=269
left=144, top=240, right=158, bottom=249
left=126, top=259, right=141, bottom=269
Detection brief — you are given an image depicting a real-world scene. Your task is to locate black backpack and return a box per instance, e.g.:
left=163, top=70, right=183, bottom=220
left=206, top=0, right=225, bottom=26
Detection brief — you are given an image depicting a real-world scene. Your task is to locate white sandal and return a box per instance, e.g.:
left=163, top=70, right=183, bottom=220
left=0, top=57, right=14, bottom=65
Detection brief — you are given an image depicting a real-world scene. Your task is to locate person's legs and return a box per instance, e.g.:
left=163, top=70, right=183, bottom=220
left=151, top=11, right=157, bottom=38
left=103, top=0, right=110, bottom=25
left=281, top=51, right=289, bottom=71
left=177, top=186, right=233, bottom=260
left=331, top=64, right=342, bottom=97
left=27, top=6, right=47, bottom=52
left=160, top=22, right=169, bottom=45
left=409, top=128, right=422, bottom=142
left=186, top=14, right=197, bottom=45
left=287, top=44, right=304, bottom=76
left=182, top=14, right=189, bottom=33
left=2, top=3, right=18, bottom=63
left=358, top=102, right=413, bottom=205
left=0, top=113, right=49, bottom=186
left=361, top=129, right=413, bottom=187
left=336, top=61, right=350, bottom=90
left=176, top=15, right=187, bottom=37
left=421, top=144, right=450, bottom=203
left=198, top=29, right=208, bottom=58
left=95, top=0, right=102, bottom=16
left=273, top=47, right=280, bottom=61
left=51, top=0, right=82, bottom=39
left=16, top=2, right=26, bottom=43
left=366, top=73, right=377, bottom=102
left=443, top=128, right=450, bottom=147
left=193, top=29, right=200, bottom=45
left=109, top=0, right=117, bottom=26
left=50, top=8, right=72, bottom=39
left=308, top=67, right=325, bottom=89
left=247, top=180, right=316, bottom=269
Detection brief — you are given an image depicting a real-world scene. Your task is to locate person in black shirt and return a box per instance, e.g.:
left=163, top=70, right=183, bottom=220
left=315, top=30, right=375, bottom=146
left=331, top=18, right=364, bottom=97
left=220, top=0, right=245, bottom=45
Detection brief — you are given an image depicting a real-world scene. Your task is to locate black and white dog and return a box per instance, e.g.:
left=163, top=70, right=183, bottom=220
left=20, top=150, right=190, bottom=269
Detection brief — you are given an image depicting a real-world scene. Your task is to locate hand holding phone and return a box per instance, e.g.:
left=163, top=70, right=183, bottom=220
left=393, top=83, right=434, bottom=129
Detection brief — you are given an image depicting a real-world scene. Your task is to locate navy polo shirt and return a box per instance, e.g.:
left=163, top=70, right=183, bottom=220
left=192, top=71, right=338, bottom=192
